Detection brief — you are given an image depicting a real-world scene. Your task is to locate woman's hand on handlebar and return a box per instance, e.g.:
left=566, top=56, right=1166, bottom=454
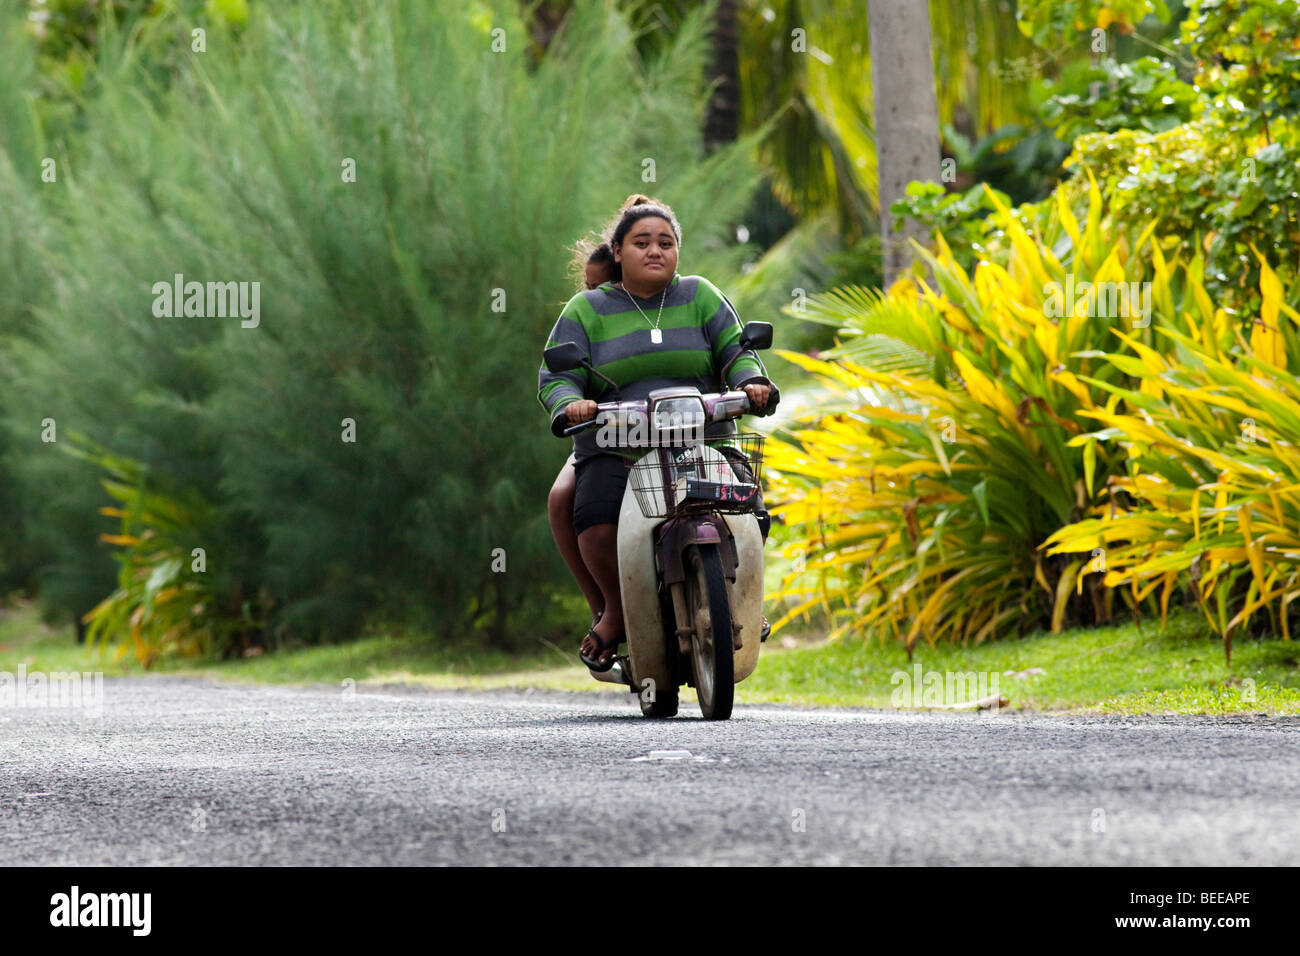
left=565, top=400, right=599, bottom=425
left=743, top=383, right=771, bottom=411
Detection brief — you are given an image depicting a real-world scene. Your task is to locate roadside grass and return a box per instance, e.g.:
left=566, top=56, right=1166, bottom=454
left=755, top=611, right=1300, bottom=714
left=3, top=600, right=1298, bottom=714
left=0, top=602, right=584, bottom=688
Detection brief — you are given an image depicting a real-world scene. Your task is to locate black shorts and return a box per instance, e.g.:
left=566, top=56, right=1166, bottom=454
left=572, top=454, right=633, bottom=535
left=571, top=449, right=765, bottom=536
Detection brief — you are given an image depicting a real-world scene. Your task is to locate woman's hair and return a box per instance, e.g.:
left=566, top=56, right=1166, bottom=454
left=609, top=196, right=682, bottom=252
left=568, top=194, right=668, bottom=290
left=569, top=236, right=615, bottom=290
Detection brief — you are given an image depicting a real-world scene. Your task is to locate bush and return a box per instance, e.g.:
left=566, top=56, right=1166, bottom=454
left=1045, top=250, right=1300, bottom=659
left=1, top=0, right=764, bottom=651
left=763, top=0, right=1300, bottom=654
left=75, top=440, right=245, bottom=667
left=764, top=181, right=1165, bottom=650
left=769, top=179, right=1300, bottom=657
left=1065, top=118, right=1300, bottom=314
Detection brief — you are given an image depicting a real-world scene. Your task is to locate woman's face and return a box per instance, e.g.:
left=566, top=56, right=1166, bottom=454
left=614, top=216, right=678, bottom=288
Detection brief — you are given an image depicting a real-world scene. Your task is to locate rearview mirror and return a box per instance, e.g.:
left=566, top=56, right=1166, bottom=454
left=544, top=342, right=586, bottom=373
left=739, top=321, right=773, bottom=351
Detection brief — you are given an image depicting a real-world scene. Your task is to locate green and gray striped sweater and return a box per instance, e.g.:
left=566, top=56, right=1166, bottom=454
left=537, top=274, right=778, bottom=462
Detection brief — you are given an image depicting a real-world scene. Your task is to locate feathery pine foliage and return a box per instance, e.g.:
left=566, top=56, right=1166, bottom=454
left=0, top=14, right=50, bottom=592
left=0, top=0, right=764, bottom=650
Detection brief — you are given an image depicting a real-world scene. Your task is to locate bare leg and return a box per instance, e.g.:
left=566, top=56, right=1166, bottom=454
left=577, top=523, right=623, bottom=667
left=548, top=462, right=604, bottom=621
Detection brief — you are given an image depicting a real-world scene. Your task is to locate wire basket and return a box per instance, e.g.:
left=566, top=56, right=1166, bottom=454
left=628, top=433, right=765, bottom=519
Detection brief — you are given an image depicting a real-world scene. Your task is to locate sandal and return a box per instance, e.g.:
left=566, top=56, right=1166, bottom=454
left=579, top=626, right=620, bottom=673
left=759, top=615, right=771, bottom=642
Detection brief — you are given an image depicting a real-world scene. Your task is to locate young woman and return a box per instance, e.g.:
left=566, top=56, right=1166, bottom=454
left=539, top=198, right=780, bottom=671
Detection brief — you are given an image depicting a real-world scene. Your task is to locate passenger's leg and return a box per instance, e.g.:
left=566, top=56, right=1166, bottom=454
left=549, top=460, right=604, bottom=622
left=573, top=456, right=630, bottom=667
left=577, top=523, right=623, bottom=668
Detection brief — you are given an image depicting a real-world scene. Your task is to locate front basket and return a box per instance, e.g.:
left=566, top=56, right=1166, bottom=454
left=627, top=433, right=765, bottom=519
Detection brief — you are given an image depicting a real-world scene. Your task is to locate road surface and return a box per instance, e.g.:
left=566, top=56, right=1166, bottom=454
left=1, top=677, right=1296, bottom=865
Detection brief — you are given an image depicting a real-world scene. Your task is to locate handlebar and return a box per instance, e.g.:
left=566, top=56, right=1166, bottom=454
left=561, top=390, right=757, bottom=437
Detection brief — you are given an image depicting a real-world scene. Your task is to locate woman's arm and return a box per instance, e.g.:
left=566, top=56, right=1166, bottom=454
left=537, top=308, right=592, bottom=436
left=700, top=279, right=781, bottom=414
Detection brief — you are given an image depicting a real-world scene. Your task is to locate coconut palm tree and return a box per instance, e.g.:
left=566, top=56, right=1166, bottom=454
left=731, top=0, right=1037, bottom=239
left=868, top=0, right=940, bottom=283
left=529, top=1, right=1038, bottom=242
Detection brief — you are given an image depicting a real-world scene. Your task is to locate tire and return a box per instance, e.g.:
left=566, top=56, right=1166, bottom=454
left=640, top=685, right=679, bottom=718
left=639, top=584, right=681, bottom=718
left=686, top=543, right=734, bottom=720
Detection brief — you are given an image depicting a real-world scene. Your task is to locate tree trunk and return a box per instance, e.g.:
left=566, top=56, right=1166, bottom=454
left=703, top=0, right=741, bottom=155
left=868, top=0, right=941, bottom=285
left=527, top=1, right=569, bottom=54
left=485, top=571, right=508, bottom=652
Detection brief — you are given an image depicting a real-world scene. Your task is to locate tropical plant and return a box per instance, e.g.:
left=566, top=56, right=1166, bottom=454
left=888, top=180, right=1014, bottom=274
left=612, top=0, right=1046, bottom=241
left=1046, top=0, right=1300, bottom=313
left=1066, top=117, right=1300, bottom=315
left=760, top=0, right=1300, bottom=656
left=1016, top=0, right=1171, bottom=46
left=1044, top=251, right=1300, bottom=660
left=764, top=181, right=1165, bottom=650
left=1180, top=0, right=1300, bottom=144
left=71, top=439, right=249, bottom=667
left=1041, top=55, right=1200, bottom=142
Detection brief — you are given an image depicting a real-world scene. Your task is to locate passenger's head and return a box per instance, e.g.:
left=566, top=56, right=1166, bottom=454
left=584, top=242, right=616, bottom=290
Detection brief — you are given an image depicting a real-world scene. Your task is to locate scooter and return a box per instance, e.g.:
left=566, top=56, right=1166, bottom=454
left=543, top=322, right=773, bottom=720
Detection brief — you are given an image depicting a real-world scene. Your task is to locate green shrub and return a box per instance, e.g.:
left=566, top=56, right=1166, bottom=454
left=2, top=0, right=763, bottom=649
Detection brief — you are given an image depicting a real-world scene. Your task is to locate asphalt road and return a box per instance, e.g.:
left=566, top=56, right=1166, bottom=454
left=1, top=677, right=1296, bottom=865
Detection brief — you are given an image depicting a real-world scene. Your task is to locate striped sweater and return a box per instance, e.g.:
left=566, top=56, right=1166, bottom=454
left=537, top=274, right=778, bottom=462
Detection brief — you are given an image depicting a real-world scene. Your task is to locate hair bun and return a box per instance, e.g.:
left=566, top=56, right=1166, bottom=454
left=610, top=198, right=682, bottom=248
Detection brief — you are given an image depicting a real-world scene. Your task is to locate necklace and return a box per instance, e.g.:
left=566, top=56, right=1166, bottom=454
left=621, top=281, right=669, bottom=344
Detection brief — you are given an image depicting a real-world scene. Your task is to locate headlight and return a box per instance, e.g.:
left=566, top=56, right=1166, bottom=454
left=652, top=397, right=706, bottom=431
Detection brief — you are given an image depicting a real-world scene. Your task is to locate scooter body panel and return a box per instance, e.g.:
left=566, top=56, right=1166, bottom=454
left=616, top=473, right=670, bottom=693
left=722, top=511, right=763, bottom=682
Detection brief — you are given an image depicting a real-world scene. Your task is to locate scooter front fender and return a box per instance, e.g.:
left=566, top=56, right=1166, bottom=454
left=616, top=447, right=766, bottom=691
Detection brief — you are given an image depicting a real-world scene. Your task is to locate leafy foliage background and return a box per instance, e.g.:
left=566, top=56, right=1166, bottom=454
left=0, top=0, right=763, bottom=650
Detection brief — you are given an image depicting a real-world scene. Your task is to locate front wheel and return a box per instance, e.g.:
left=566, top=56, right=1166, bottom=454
left=686, top=543, right=734, bottom=720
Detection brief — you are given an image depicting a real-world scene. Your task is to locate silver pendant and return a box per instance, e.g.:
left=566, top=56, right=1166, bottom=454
left=650, top=328, right=662, bottom=344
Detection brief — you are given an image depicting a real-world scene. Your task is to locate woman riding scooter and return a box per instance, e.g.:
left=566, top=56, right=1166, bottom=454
left=537, top=198, right=780, bottom=671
